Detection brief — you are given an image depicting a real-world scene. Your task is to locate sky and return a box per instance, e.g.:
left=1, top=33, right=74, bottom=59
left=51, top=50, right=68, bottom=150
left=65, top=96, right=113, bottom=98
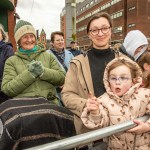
left=16, top=0, right=65, bottom=39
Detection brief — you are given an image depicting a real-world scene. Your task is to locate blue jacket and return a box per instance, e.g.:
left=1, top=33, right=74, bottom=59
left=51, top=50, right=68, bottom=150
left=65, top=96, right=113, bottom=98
left=47, top=49, right=74, bottom=72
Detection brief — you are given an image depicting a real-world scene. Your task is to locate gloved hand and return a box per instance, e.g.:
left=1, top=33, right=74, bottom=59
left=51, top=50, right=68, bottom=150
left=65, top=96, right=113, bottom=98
left=28, top=60, right=44, bottom=78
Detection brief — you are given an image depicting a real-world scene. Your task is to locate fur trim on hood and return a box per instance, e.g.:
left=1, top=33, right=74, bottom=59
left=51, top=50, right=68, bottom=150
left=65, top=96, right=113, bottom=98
left=103, top=57, right=142, bottom=102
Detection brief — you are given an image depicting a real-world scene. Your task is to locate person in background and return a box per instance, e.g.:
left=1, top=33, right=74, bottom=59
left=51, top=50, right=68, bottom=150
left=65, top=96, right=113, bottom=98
left=112, top=43, right=122, bottom=51
left=47, top=31, right=74, bottom=104
left=61, top=12, right=125, bottom=150
left=137, top=50, right=150, bottom=88
left=47, top=31, right=74, bottom=72
left=0, top=24, right=14, bottom=103
left=81, top=57, right=150, bottom=150
left=119, top=30, right=148, bottom=61
left=1, top=20, right=65, bottom=105
left=69, top=41, right=81, bottom=57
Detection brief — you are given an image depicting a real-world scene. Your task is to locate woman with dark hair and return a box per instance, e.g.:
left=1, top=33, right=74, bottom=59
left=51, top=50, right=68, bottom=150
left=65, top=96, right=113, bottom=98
left=0, top=24, right=14, bottom=103
left=62, top=12, right=124, bottom=149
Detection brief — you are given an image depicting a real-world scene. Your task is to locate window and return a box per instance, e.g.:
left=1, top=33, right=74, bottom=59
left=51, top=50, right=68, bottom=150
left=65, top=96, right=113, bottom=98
left=90, top=1, right=94, bottom=5
left=113, top=26, right=122, bottom=33
left=128, top=24, right=135, bottom=28
left=128, top=6, right=135, bottom=11
left=86, top=4, right=89, bottom=8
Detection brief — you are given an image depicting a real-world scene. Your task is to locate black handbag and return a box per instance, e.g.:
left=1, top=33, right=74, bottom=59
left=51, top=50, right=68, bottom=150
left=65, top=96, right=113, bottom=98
left=0, top=97, right=76, bottom=150
left=0, top=91, right=11, bottom=104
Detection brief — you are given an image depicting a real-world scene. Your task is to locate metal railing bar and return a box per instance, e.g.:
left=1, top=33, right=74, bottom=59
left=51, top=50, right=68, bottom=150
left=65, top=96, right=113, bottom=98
left=26, top=115, right=149, bottom=150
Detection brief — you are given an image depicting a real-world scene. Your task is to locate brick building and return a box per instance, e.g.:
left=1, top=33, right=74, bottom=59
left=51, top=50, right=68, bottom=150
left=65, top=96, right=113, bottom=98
left=60, top=8, right=67, bottom=47
left=60, top=0, right=85, bottom=48
left=76, top=0, right=150, bottom=49
left=0, top=0, right=18, bottom=50
left=38, top=29, right=47, bottom=49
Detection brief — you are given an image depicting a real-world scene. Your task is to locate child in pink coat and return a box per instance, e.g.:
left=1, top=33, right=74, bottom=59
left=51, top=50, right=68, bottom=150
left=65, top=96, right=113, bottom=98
left=81, top=57, right=150, bottom=150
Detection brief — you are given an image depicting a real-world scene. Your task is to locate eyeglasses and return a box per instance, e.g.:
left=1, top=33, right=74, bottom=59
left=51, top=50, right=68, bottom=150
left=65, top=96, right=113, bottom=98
left=108, top=76, right=131, bottom=84
left=89, top=27, right=111, bottom=36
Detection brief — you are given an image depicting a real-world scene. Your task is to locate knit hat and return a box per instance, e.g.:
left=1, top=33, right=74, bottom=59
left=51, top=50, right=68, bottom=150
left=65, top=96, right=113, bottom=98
left=14, top=20, right=36, bottom=43
left=123, top=30, right=148, bottom=59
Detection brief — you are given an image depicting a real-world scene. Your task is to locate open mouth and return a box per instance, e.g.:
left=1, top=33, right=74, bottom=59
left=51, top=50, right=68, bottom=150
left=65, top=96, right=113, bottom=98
left=115, top=88, right=121, bottom=93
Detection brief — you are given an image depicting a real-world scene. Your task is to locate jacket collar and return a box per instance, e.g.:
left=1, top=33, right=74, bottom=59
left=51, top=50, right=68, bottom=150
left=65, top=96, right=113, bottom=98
left=71, top=54, right=95, bottom=95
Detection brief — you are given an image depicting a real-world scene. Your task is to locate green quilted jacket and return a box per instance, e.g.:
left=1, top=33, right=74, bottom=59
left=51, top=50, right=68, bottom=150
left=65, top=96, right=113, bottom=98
left=1, top=44, right=66, bottom=105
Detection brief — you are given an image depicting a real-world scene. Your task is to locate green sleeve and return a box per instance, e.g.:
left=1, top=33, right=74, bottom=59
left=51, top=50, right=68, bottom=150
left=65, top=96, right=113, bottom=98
left=40, top=54, right=66, bottom=86
left=2, top=58, right=36, bottom=97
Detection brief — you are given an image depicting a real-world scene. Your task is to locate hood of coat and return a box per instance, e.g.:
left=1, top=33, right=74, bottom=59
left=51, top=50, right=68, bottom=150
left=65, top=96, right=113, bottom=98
left=15, top=43, right=46, bottom=60
left=103, top=57, right=142, bottom=102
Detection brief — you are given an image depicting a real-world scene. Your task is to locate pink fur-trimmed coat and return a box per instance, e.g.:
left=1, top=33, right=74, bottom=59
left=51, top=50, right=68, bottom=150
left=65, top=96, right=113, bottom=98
left=81, top=57, right=150, bottom=150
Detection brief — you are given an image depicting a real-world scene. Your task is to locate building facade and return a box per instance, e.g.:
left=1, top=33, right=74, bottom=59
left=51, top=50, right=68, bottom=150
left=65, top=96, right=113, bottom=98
left=60, top=8, right=67, bottom=47
left=0, top=0, right=18, bottom=50
left=38, top=29, right=47, bottom=49
left=76, top=0, right=150, bottom=49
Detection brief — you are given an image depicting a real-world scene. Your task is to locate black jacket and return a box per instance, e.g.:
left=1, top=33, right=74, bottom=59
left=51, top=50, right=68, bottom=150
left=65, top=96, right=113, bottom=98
left=69, top=48, right=81, bottom=57
left=0, top=41, right=14, bottom=103
left=0, top=42, right=14, bottom=87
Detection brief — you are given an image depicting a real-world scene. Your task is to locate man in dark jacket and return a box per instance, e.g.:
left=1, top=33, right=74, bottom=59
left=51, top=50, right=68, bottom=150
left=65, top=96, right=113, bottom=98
left=69, top=41, right=81, bottom=57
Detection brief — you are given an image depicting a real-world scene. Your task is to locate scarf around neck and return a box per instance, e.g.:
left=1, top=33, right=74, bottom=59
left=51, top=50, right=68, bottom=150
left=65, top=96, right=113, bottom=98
left=19, top=46, right=37, bottom=56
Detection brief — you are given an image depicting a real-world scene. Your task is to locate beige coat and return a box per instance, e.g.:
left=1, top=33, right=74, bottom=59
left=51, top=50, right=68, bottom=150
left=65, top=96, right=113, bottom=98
left=62, top=50, right=123, bottom=134
left=81, top=57, right=150, bottom=150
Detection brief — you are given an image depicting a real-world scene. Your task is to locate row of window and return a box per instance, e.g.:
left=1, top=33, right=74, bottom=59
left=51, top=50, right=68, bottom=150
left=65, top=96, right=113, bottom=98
left=77, top=25, right=87, bottom=32
left=77, top=10, right=123, bottom=33
left=111, top=11, right=123, bottom=19
left=79, top=0, right=99, bottom=13
left=77, top=0, right=122, bottom=23
left=78, top=0, right=121, bottom=14
left=101, top=0, right=121, bottom=11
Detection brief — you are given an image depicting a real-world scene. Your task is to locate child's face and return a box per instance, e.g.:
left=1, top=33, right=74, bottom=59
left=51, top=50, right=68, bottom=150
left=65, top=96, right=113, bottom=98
left=108, top=65, right=133, bottom=97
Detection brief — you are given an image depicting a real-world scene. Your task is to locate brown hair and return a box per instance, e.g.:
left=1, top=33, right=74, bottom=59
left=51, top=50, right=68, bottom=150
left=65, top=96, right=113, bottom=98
left=108, top=59, right=137, bottom=79
left=87, top=12, right=112, bottom=34
left=50, top=31, right=64, bottom=43
left=137, top=50, right=150, bottom=88
left=137, top=50, right=150, bottom=71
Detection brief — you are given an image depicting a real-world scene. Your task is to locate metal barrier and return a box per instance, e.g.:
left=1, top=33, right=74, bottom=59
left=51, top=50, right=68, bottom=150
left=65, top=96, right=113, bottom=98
left=26, top=115, right=149, bottom=150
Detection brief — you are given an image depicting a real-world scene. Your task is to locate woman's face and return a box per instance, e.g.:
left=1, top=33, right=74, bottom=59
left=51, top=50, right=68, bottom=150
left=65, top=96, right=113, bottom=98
left=0, top=30, right=3, bottom=41
left=88, top=17, right=111, bottom=49
left=52, top=34, right=65, bottom=52
left=19, top=33, right=36, bottom=50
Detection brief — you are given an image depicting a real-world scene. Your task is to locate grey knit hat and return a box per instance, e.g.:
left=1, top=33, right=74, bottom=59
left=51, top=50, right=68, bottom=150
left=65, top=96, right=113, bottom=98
left=123, top=30, right=148, bottom=59
left=14, top=20, right=36, bottom=43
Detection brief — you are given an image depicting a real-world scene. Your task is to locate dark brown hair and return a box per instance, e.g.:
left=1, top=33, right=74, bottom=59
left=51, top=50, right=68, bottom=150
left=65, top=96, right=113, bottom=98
left=137, top=50, right=150, bottom=88
left=50, top=31, right=64, bottom=43
left=87, top=12, right=112, bottom=34
left=137, top=50, right=150, bottom=71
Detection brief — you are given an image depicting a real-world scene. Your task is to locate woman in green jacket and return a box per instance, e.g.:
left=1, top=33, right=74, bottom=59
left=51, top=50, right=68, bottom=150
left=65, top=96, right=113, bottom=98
left=2, top=20, right=66, bottom=105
